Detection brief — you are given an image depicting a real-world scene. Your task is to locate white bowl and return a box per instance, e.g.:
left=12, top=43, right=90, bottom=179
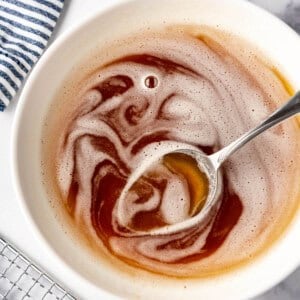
left=12, top=0, right=300, bottom=299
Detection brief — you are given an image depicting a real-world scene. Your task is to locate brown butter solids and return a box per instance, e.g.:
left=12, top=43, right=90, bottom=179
left=41, top=25, right=300, bottom=279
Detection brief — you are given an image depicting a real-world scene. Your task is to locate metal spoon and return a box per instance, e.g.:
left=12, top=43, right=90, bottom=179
left=116, top=91, right=300, bottom=236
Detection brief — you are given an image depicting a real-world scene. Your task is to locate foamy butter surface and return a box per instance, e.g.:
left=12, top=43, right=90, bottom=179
left=44, top=26, right=300, bottom=277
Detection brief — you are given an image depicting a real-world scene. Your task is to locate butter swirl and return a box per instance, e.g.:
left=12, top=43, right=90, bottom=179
left=52, top=28, right=299, bottom=277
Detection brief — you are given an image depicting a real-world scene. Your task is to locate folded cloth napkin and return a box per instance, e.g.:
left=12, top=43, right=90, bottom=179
left=0, top=0, right=64, bottom=111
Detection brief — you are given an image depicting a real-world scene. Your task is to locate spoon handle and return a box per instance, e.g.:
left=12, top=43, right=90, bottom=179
left=210, top=91, right=300, bottom=169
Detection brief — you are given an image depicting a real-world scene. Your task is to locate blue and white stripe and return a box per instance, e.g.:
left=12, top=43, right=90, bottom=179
left=0, top=0, right=64, bottom=111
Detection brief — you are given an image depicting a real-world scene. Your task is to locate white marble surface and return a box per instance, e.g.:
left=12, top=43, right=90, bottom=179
left=0, top=0, right=299, bottom=299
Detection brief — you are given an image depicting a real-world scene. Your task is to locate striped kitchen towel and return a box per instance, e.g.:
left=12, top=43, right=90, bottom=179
left=0, top=0, right=64, bottom=111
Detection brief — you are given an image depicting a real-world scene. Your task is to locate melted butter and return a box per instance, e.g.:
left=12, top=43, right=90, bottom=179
left=270, top=67, right=295, bottom=97
left=163, top=153, right=209, bottom=216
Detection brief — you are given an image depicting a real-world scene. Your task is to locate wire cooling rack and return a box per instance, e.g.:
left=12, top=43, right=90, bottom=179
left=0, top=237, right=76, bottom=300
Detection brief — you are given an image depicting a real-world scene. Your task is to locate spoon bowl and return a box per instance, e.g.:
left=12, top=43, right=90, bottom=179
left=115, top=149, right=223, bottom=236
